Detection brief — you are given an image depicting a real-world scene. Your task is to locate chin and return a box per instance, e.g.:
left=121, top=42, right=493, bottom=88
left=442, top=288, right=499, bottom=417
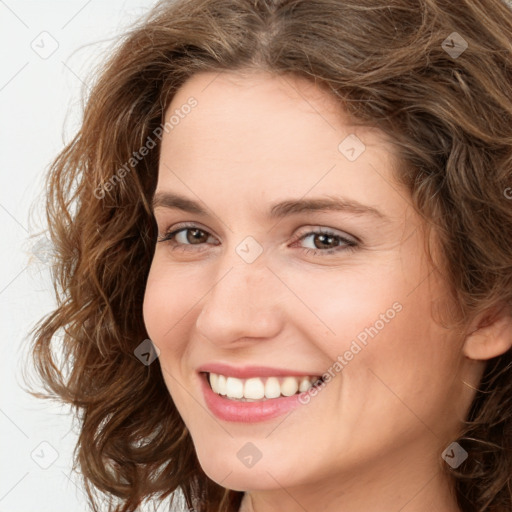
left=198, top=453, right=292, bottom=492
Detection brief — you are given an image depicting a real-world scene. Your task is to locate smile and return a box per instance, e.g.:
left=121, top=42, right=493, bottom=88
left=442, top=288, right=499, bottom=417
left=207, top=372, right=324, bottom=401
left=197, top=363, right=327, bottom=422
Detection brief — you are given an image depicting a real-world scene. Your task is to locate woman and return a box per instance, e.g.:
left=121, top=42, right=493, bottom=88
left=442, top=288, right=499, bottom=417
left=28, top=0, right=512, bottom=511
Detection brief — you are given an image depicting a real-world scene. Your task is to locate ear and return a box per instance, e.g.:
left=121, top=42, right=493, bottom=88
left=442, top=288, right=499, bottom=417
left=463, top=304, right=512, bottom=360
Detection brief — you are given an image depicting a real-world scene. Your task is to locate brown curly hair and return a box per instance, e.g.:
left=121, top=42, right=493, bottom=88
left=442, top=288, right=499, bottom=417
left=26, top=0, right=512, bottom=511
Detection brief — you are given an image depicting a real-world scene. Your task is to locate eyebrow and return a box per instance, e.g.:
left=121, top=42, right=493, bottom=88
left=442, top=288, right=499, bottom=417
left=152, top=191, right=388, bottom=220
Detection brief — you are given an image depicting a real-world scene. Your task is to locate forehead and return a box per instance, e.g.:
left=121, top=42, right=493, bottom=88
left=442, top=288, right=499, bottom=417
left=156, top=70, right=407, bottom=224
left=160, top=70, right=396, bottom=166
left=168, top=71, right=339, bottom=148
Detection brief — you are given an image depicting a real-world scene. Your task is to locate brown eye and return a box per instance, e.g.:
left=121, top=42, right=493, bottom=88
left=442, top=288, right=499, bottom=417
left=293, top=228, right=358, bottom=256
left=180, top=228, right=209, bottom=244
left=310, top=233, right=340, bottom=250
left=157, top=225, right=217, bottom=248
left=299, top=231, right=357, bottom=250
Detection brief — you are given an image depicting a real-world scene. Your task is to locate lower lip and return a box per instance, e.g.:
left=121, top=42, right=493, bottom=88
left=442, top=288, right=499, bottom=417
left=200, top=373, right=312, bottom=423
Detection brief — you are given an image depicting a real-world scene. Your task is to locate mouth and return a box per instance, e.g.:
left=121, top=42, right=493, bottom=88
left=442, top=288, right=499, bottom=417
left=201, top=371, right=325, bottom=402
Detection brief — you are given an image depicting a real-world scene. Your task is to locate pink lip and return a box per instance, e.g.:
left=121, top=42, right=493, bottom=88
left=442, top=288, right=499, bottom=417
left=199, top=372, right=310, bottom=423
left=196, top=362, right=322, bottom=379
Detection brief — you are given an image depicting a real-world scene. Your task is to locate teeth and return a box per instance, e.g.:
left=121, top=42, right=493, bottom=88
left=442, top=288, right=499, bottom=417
left=209, top=372, right=218, bottom=391
left=265, top=377, right=281, bottom=399
left=245, top=377, right=265, bottom=399
left=281, top=376, right=299, bottom=396
left=226, top=376, right=244, bottom=398
left=299, top=377, right=313, bottom=392
left=217, top=374, right=227, bottom=395
left=208, top=373, right=321, bottom=401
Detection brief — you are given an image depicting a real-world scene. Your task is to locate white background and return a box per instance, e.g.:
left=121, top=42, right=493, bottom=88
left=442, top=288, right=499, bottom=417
left=0, top=1, right=166, bottom=511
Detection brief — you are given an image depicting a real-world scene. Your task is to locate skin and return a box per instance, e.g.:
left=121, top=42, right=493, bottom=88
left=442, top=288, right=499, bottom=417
left=142, top=70, right=501, bottom=512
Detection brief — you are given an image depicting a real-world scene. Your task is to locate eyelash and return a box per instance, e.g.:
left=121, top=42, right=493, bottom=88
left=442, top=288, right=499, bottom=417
left=156, top=222, right=358, bottom=256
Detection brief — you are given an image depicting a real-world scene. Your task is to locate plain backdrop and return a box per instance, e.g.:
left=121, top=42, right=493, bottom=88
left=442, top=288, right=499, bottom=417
left=0, top=1, right=173, bottom=511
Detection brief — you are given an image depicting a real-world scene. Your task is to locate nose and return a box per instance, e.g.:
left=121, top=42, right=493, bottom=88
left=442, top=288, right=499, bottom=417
left=195, top=256, right=284, bottom=348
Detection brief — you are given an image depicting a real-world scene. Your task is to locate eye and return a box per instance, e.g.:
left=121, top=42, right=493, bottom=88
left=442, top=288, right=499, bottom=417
left=291, top=228, right=358, bottom=256
left=157, top=223, right=218, bottom=250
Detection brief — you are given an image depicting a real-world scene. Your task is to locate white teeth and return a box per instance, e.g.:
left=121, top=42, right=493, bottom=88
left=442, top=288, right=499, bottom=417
left=208, top=373, right=322, bottom=400
left=264, top=377, right=281, bottom=399
left=217, top=374, right=227, bottom=395
left=299, top=377, right=313, bottom=392
left=226, top=376, right=244, bottom=398
left=281, top=376, right=299, bottom=396
left=244, top=378, right=265, bottom=399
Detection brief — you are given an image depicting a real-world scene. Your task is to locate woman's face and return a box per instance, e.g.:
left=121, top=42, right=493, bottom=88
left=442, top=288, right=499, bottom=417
left=143, top=71, right=478, bottom=505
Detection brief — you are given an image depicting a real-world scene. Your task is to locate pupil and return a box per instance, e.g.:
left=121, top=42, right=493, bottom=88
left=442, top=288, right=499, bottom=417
left=189, top=229, right=208, bottom=244
left=316, top=234, right=335, bottom=249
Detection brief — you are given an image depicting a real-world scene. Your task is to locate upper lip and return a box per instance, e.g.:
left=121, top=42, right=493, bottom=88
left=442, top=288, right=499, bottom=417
left=197, top=362, right=323, bottom=379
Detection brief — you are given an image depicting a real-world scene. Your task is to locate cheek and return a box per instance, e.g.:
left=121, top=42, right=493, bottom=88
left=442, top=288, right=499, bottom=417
left=142, top=260, right=204, bottom=420
left=279, top=259, right=411, bottom=361
left=333, top=276, right=462, bottom=440
left=142, top=270, right=169, bottom=345
left=371, top=300, right=462, bottom=394
left=142, top=259, right=197, bottom=357
left=289, top=256, right=459, bottom=411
